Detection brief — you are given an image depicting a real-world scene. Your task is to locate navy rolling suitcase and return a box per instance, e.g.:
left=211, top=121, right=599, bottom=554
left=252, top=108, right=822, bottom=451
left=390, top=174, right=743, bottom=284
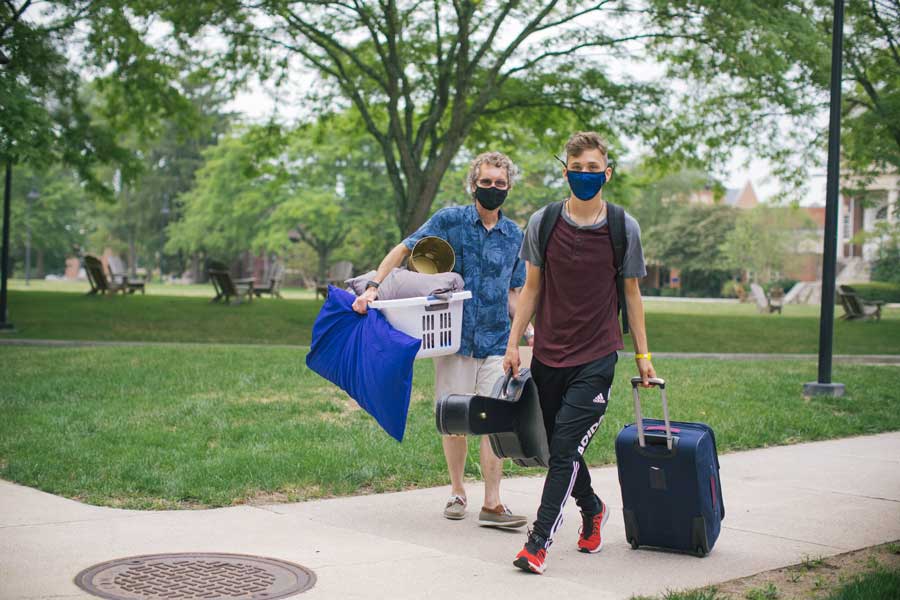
left=615, top=377, right=724, bottom=557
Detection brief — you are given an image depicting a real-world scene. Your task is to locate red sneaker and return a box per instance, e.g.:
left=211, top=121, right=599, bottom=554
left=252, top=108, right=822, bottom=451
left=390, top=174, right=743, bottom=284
left=577, top=500, right=610, bottom=553
left=513, top=531, right=548, bottom=574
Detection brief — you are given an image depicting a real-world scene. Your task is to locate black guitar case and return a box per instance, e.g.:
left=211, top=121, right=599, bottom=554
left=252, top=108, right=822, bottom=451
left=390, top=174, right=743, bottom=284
left=435, top=369, right=550, bottom=468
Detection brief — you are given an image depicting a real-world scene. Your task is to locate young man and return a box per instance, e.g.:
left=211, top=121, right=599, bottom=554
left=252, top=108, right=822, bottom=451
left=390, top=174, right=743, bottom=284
left=353, top=151, right=530, bottom=528
left=503, top=132, right=655, bottom=573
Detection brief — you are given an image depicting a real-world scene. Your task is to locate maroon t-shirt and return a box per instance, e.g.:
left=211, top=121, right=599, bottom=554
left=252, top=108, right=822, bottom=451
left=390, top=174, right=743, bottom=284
left=533, top=217, right=622, bottom=368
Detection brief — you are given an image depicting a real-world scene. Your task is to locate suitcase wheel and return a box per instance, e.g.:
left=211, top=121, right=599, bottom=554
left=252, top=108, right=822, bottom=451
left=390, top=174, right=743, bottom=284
left=629, top=539, right=639, bottom=550
left=695, top=546, right=707, bottom=558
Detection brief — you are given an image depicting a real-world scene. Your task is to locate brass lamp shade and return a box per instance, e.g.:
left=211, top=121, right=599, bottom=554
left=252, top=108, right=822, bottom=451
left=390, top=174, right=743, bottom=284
left=409, top=236, right=455, bottom=274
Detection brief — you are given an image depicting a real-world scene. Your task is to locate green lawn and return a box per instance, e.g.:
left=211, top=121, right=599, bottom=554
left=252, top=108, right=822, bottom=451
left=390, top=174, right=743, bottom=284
left=827, top=569, right=900, bottom=600
left=6, top=277, right=320, bottom=300
left=2, top=345, right=898, bottom=509
left=3, top=290, right=322, bottom=345
left=632, top=565, right=900, bottom=600
left=3, top=290, right=900, bottom=353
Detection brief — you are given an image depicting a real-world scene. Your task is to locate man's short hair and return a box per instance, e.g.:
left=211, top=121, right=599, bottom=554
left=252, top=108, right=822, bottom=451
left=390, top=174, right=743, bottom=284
left=466, top=151, right=519, bottom=193
left=565, top=132, right=609, bottom=165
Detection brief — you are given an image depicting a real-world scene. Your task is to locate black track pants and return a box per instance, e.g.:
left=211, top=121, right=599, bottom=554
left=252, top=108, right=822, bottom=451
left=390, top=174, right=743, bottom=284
left=530, top=351, right=617, bottom=545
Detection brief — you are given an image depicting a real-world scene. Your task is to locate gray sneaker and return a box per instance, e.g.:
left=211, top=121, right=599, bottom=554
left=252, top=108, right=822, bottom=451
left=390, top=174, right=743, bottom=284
left=444, top=495, right=467, bottom=520
left=478, top=504, right=528, bottom=529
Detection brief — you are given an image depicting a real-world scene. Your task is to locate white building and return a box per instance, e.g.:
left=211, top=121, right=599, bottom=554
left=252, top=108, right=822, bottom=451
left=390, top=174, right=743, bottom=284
left=838, top=172, right=899, bottom=280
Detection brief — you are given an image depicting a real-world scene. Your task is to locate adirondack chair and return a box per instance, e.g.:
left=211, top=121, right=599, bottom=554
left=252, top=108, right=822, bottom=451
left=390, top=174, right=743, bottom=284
left=253, top=262, right=285, bottom=298
left=837, top=285, right=884, bottom=321
left=750, top=283, right=782, bottom=314
left=769, top=285, right=784, bottom=312
left=316, top=260, right=354, bottom=300
left=207, top=260, right=254, bottom=304
left=84, top=254, right=126, bottom=295
left=107, top=255, right=146, bottom=295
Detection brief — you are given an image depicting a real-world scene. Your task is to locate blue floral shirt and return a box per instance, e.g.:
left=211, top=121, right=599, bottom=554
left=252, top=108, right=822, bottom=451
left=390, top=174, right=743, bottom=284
left=403, top=204, right=526, bottom=358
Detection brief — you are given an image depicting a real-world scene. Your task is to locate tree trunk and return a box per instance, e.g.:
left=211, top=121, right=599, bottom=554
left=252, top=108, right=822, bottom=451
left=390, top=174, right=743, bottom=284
left=128, top=228, right=137, bottom=277
left=122, top=184, right=137, bottom=277
left=231, top=255, right=244, bottom=279
left=317, top=249, right=330, bottom=283
left=397, top=135, right=468, bottom=235
left=191, top=253, right=200, bottom=283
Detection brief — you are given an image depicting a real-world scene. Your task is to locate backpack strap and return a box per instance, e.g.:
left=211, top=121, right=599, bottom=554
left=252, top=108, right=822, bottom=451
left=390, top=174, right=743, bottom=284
left=606, top=201, right=629, bottom=334
left=538, top=201, right=565, bottom=265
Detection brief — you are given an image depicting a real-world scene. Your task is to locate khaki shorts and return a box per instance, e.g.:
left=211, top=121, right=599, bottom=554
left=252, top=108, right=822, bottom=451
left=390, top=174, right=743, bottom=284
left=433, top=354, right=505, bottom=403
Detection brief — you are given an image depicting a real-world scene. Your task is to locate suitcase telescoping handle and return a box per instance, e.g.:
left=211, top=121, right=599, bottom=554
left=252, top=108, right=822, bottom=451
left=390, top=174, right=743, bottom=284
left=630, top=377, right=673, bottom=451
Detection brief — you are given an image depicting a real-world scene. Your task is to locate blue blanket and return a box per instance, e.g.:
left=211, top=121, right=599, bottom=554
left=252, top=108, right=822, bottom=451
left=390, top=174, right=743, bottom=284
left=306, top=286, right=421, bottom=441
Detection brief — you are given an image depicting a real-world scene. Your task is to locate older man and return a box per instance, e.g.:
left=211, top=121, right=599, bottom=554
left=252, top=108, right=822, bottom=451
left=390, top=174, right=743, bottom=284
left=353, top=151, right=529, bottom=528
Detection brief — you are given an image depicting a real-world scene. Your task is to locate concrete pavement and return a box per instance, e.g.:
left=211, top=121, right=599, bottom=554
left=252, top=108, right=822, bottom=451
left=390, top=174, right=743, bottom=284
left=2, top=432, right=899, bottom=599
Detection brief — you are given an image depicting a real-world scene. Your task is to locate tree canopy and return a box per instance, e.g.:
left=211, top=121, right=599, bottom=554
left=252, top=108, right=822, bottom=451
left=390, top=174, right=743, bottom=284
left=646, top=0, right=900, bottom=187
left=0, top=1, right=203, bottom=189
left=121, top=1, right=711, bottom=234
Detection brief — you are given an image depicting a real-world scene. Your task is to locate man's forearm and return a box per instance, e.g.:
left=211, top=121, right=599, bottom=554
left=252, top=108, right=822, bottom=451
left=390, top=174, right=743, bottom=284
left=372, top=243, right=410, bottom=284
left=624, top=280, right=649, bottom=354
left=508, top=286, right=539, bottom=348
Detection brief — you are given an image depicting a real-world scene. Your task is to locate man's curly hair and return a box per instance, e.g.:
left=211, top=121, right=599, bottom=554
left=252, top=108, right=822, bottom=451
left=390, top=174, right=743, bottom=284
left=465, top=151, right=520, bottom=194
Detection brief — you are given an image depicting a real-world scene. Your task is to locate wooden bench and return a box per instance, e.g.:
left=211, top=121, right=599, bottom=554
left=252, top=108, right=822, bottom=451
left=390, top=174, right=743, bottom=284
left=208, top=261, right=254, bottom=305
left=107, top=255, right=145, bottom=295
left=837, top=285, right=884, bottom=321
left=750, top=283, right=782, bottom=314
left=254, top=263, right=285, bottom=299
left=84, top=255, right=126, bottom=295
left=316, top=260, right=354, bottom=300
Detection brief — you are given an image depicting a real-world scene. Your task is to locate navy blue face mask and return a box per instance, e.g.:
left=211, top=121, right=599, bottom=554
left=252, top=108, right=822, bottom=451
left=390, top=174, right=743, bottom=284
left=555, top=154, right=609, bottom=201
left=566, top=170, right=607, bottom=201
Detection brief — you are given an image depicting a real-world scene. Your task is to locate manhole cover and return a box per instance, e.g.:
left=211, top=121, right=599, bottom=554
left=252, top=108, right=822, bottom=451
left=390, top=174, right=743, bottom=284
left=74, top=553, right=316, bottom=600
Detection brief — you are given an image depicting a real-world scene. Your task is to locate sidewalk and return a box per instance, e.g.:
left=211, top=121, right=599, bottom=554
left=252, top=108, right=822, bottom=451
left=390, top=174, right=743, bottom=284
left=2, top=433, right=898, bottom=600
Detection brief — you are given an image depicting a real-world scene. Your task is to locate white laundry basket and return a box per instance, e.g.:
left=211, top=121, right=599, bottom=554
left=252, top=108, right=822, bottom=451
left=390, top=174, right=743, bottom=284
left=369, top=291, right=472, bottom=359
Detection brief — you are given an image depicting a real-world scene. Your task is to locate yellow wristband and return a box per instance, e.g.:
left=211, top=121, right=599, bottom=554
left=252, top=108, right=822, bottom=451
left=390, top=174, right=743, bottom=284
left=635, top=353, right=652, bottom=360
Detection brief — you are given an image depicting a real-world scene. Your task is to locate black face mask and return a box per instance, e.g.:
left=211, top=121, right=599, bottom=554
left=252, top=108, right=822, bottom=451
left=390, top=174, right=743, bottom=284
left=474, top=185, right=508, bottom=211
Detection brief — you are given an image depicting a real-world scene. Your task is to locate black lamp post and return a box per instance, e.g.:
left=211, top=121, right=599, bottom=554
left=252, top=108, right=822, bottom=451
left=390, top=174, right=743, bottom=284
left=804, top=0, right=846, bottom=398
left=1, top=161, right=14, bottom=330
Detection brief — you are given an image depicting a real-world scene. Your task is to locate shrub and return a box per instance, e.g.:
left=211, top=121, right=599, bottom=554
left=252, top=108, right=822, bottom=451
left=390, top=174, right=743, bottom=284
left=846, top=282, right=900, bottom=303
left=661, top=287, right=681, bottom=297
left=767, top=278, right=798, bottom=294
left=680, top=269, right=733, bottom=298
left=721, top=280, right=744, bottom=298
left=871, top=245, right=900, bottom=283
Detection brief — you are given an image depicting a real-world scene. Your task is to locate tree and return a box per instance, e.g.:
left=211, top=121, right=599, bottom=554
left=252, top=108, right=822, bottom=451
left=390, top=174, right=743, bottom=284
left=0, top=1, right=200, bottom=185
left=7, top=164, right=92, bottom=277
left=85, top=87, right=233, bottom=280
left=626, top=166, right=722, bottom=233
left=1, top=0, right=206, bottom=324
left=165, top=127, right=280, bottom=267
left=136, top=1, right=702, bottom=235
left=719, top=204, right=815, bottom=284
left=857, top=206, right=900, bottom=283
left=646, top=1, right=900, bottom=188
left=840, top=0, right=900, bottom=175
left=643, top=203, right=738, bottom=296
left=268, top=113, right=398, bottom=278
left=168, top=112, right=398, bottom=279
